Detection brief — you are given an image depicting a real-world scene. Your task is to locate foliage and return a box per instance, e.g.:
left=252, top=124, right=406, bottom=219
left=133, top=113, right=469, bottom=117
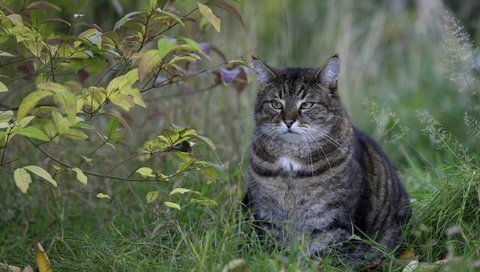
left=0, top=0, right=247, bottom=211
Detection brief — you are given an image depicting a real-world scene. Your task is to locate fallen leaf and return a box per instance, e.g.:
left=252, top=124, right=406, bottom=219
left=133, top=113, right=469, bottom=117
left=0, top=263, right=21, bottom=272
left=398, top=248, right=415, bottom=259
left=35, top=243, right=52, bottom=272
left=22, top=265, right=34, bottom=272
left=222, top=258, right=247, bottom=272
left=402, top=260, right=418, bottom=272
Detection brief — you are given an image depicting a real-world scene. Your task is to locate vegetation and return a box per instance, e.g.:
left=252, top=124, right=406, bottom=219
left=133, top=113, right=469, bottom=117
left=1, top=0, right=479, bottom=271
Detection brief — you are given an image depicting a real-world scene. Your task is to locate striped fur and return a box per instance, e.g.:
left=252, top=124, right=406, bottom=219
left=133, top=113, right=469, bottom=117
left=245, top=56, right=411, bottom=268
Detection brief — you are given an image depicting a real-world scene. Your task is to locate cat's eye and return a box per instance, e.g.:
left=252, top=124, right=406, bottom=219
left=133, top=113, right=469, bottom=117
left=271, top=101, right=283, bottom=109
left=300, top=102, right=314, bottom=109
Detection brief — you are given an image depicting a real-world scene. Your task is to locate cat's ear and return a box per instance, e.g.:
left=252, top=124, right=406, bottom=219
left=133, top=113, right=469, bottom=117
left=316, top=55, right=340, bottom=88
left=251, top=57, right=277, bottom=85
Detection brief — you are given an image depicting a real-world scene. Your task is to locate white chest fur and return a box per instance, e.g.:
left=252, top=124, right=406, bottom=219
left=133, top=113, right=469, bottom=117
left=278, top=156, right=302, bottom=172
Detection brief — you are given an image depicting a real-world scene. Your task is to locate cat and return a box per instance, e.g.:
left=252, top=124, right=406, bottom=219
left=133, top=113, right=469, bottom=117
left=244, top=55, right=412, bottom=269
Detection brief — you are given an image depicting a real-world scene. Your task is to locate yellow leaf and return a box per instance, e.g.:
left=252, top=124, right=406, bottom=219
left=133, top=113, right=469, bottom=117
left=72, top=167, right=87, bottom=185
left=23, top=165, right=57, bottom=187
left=136, top=167, right=155, bottom=178
left=122, top=87, right=146, bottom=108
left=35, top=243, right=52, bottom=272
left=106, top=69, right=138, bottom=94
left=398, top=248, right=415, bottom=260
left=13, top=168, right=32, bottom=193
left=109, top=93, right=135, bottom=111
left=168, top=55, right=198, bottom=64
left=222, top=259, right=246, bottom=271
left=96, top=193, right=110, bottom=199
left=83, top=87, right=107, bottom=111
left=17, top=90, right=53, bottom=121
left=0, top=80, right=7, bottom=92
left=0, top=110, right=14, bottom=124
left=146, top=191, right=159, bottom=203
left=169, top=187, right=200, bottom=196
left=7, top=14, right=23, bottom=26
left=18, top=116, right=36, bottom=128
left=197, top=3, right=221, bottom=32
left=138, top=49, right=162, bottom=81
left=54, top=90, right=77, bottom=123
left=164, top=201, right=180, bottom=210
left=37, top=82, right=67, bottom=93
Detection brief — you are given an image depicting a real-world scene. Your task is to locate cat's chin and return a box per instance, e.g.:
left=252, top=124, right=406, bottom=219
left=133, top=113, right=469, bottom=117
left=279, top=131, right=302, bottom=142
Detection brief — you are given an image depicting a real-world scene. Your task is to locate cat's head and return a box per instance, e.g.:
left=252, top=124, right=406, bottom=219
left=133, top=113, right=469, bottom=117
left=251, top=55, right=348, bottom=141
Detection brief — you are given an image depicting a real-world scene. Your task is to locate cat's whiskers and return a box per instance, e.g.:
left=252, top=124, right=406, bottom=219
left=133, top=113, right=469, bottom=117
left=311, top=127, right=351, bottom=155
left=300, top=132, right=315, bottom=177
left=303, top=130, right=334, bottom=176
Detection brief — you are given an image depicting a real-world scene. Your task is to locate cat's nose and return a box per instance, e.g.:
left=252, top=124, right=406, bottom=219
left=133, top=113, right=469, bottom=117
left=284, top=120, right=295, bottom=128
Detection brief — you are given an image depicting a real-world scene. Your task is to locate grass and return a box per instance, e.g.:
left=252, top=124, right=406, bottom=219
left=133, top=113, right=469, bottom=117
left=1, top=0, right=480, bottom=271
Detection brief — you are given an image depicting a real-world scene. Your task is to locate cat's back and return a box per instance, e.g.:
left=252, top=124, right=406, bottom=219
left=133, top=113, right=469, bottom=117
left=352, top=127, right=411, bottom=240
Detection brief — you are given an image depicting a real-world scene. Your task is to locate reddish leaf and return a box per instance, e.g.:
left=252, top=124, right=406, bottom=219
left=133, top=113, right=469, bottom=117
left=232, top=67, right=248, bottom=93
left=77, top=69, right=89, bottom=85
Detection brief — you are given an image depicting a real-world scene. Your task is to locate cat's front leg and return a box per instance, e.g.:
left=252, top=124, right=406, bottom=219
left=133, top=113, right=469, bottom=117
left=309, top=229, right=381, bottom=269
left=308, top=227, right=352, bottom=256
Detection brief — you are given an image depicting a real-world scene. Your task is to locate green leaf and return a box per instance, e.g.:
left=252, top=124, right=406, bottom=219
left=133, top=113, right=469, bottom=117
left=96, top=193, right=111, bottom=199
left=146, top=191, right=159, bottom=203
left=14, top=168, right=32, bottom=193
left=157, top=38, right=178, bottom=59
left=72, top=167, right=87, bottom=185
left=81, top=156, right=92, bottom=163
left=17, top=90, right=53, bottom=121
left=197, top=3, right=221, bottom=32
left=136, top=167, right=155, bottom=178
left=24, top=165, right=57, bottom=187
left=0, top=80, right=7, bottom=92
left=164, top=201, right=180, bottom=210
left=169, top=187, right=200, bottom=196
left=15, top=126, right=50, bottom=141
left=106, top=116, right=123, bottom=141
left=138, top=49, right=162, bottom=81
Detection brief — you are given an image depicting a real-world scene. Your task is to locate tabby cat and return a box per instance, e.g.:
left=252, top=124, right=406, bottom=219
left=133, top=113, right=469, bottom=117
left=244, top=55, right=411, bottom=268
